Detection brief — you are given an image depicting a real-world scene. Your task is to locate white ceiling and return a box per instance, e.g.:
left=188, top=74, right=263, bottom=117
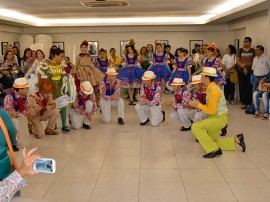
left=0, top=0, right=269, bottom=26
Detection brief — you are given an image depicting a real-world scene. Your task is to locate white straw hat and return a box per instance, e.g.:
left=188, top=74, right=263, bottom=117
left=142, top=71, right=156, bottom=80
left=170, top=78, right=185, bottom=86
left=13, top=78, right=29, bottom=88
left=80, top=81, right=93, bottom=95
left=106, top=67, right=118, bottom=76
left=201, top=67, right=218, bottom=77
left=191, top=75, right=202, bottom=85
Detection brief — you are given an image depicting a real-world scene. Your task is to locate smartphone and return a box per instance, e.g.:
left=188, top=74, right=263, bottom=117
left=33, top=158, right=56, bottom=173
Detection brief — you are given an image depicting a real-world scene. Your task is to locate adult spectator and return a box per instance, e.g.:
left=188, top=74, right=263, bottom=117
left=108, top=48, right=122, bottom=70
left=236, top=37, right=255, bottom=109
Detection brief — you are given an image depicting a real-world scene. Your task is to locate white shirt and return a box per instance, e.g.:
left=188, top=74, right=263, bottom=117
left=252, top=54, right=270, bottom=76
left=222, top=54, right=236, bottom=68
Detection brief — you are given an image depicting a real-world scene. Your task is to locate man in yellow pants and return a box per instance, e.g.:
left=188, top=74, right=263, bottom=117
left=188, top=67, right=246, bottom=158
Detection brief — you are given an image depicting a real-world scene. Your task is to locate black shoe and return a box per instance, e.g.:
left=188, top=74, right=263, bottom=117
left=118, top=118, right=124, bottom=125
left=203, top=148, right=222, bottom=158
left=83, top=124, right=91, bottom=129
left=133, top=98, right=138, bottom=102
left=237, top=133, right=246, bottom=152
left=162, top=111, right=165, bottom=122
left=12, top=145, right=19, bottom=152
left=140, top=118, right=150, bottom=126
left=55, top=123, right=57, bottom=130
left=241, top=105, right=247, bottom=110
left=220, top=125, right=227, bottom=136
left=180, top=126, right=191, bottom=131
left=195, top=139, right=199, bottom=142
left=62, top=127, right=70, bottom=132
left=245, top=108, right=255, bottom=115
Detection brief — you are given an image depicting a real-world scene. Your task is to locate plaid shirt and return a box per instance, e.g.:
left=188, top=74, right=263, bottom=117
left=4, top=91, right=28, bottom=118
left=72, top=91, right=97, bottom=116
left=173, top=87, right=191, bottom=111
left=99, top=78, right=121, bottom=101
left=139, top=82, right=161, bottom=106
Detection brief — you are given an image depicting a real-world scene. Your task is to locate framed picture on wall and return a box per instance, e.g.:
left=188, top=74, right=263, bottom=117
left=234, top=39, right=240, bottom=50
left=1, top=42, right=8, bottom=55
left=189, top=40, right=203, bottom=55
left=14, top=42, right=20, bottom=50
left=120, top=40, right=129, bottom=56
left=88, top=41, right=99, bottom=56
left=52, top=42, right=65, bottom=50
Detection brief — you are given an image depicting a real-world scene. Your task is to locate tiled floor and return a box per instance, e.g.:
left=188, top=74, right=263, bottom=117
left=13, top=94, right=270, bottom=202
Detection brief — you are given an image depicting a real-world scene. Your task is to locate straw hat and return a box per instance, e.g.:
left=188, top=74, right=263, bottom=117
left=191, top=75, right=202, bottom=85
left=128, top=39, right=135, bottom=45
left=39, top=79, right=57, bottom=93
left=106, top=67, right=118, bottom=76
left=142, top=71, right=156, bottom=80
left=13, top=78, right=29, bottom=88
left=80, top=81, right=93, bottom=95
left=201, top=67, right=218, bottom=77
left=170, top=78, right=185, bottom=86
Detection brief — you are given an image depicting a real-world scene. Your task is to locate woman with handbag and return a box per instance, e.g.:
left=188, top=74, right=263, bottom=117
left=222, top=45, right=237, bottom=105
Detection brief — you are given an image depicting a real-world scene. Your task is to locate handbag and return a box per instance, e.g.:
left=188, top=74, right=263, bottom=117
left=229, top=69, right=238, bottom=84
left=0, top=117, right=19, bottom=170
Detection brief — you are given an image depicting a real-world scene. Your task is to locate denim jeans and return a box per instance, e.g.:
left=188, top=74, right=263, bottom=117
left=253, top=91, right=270, bottom=113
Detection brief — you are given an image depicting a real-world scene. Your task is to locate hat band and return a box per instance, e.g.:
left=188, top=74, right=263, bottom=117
left=202, top=71, right=217, bottom=76
left=81, top=86, right=92, bottom=93
left=191, top=79, right=202, bottom=83
left=143, top=76, right=155, bottom=80
left=14, top=83, right=28, bottom=88
left=107, top=72, right=117, bottom=75
left=172, top=82, right=184, bottom=85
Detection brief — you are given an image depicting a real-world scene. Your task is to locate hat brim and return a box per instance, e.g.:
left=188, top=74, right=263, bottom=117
left=106, top=73, right=118, bottom=76
left=200, top=72, right=218, bottom=77
left=191, top=81, right=202, bottom=85
left=142, top=75, right=156, bottom=81
left=81, top=87, right=93, bottom=95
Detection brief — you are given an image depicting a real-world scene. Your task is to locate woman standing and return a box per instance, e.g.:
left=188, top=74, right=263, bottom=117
left=38, top=48, right=74, bottom=132
left=140, top=46, right=148, bottom=70
left=169, top=48, right=192, bottom=84
left=222, top=45, right=237, bottom=104
left=118, top=45, right=145, bottom=105
left=148, top=42, right=171, bottom=89
left=108, top=48, right=122, bottom=70
left=145, top=44, right=154, bottom=69
left=25, top=49, right=45, bottom=94
left=63, top=56, right=75, bottom=75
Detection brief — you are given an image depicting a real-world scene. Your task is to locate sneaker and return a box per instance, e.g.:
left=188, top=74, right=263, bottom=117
left=12, top=145, right=19, bottom=152
left=118, top=118, right=124, bottom=125
left=241, top=105, right=246, bottom=110
left=180, top=126, right=191, bottom=131
left=83, top=124, right=91, bottom=129
left=140, top=118, right=150, bottom=126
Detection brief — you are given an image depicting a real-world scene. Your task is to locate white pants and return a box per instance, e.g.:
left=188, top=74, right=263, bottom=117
left=193, top=111, right=209, bottom=123
left=69, top=101, right=93, bottom=129
left=135, top=103, right=163, bottom=126
left=170, top=108, right=197, bottom=128
left=100, top=98, right=124, bottom=123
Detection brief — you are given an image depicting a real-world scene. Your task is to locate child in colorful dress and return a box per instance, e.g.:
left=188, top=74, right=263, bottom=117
left=100, top=68, right=124, bottom=125
left=169, top=48, right=192, bottom=84
left=168, top=78, right=193, bottom=131
left=93, top=48, right=110, bottom=74
left=135, top=71, right=165, bottom=126
left=69, top=81, right=97, bottom=130
left=118, top=45, right=145, bottom=105
left=148, top=42, right=171, bottom=89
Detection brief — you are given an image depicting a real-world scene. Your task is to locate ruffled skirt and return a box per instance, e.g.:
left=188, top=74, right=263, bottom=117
left=117, top=66, right=145, bottom=88
left=149, top=64, right=171, bottom=84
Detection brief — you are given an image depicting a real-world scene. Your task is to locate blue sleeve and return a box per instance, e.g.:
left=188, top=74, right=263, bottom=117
left=0, top=109, right=17, bottom=145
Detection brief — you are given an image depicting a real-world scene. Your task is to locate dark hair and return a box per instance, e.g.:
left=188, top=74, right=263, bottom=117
left=80, top=40, right=88, bottom=48
left=140, top=46, right=147, bottom=55
left=175, top=47, right=183, bottom=57
left=36, top=49, right=45, bottom=58
left=110, top=48, right=116, bottom=52
left=207, top=47, right=215, bottom=52
left=99, top=48, right=106, bottom=54
left=22, top=48, right=32, bottom=60
left=49, top=45, right=58, bottom=59
left=126, top=45, right=136, bottom=54
left=164, top=45, right=171, bottom=49
left=195, top=44, right=201, bottom=48
left=256, top=45, right=264, bottom=53
left=51, top=48, right=64, bottom=59
left=65, top=56, right=70, bottom=60
left=155, top=42, right=162, bottom=47
left=146, top=44, right=154, bottom=52
left=4, top=50, right=13, bottom=61
left=228, top=45, right=236, bottom=55
left=206, top=75, right=215, bottom=82
left=244, top=37, right=252, bottom=42
left=214, top=48, right=221, bottom=57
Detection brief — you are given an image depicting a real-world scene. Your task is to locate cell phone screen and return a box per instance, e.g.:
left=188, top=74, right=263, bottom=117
left=35, top=159, right=54, bottom=173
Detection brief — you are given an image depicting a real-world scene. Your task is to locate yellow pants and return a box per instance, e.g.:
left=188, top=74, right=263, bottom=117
left=191, top=114, right=236, bottom=153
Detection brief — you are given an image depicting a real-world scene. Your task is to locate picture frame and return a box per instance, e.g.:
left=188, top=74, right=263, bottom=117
left=234, top=39, right=240, bottom=50
left=52, top=42, right=65, bottom=50
left=120, top=40, right=129, bottom=56
left=13, top=42, right=20, bottom=50
left=88, top=41, right=99, bottom=56
left=189, top=40, right=203, bottom=55
left=1, top=42, right=8, bottom=55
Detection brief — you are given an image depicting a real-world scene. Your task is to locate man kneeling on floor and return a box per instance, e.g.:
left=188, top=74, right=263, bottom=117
left=135, top=71, right=165, bottom=126
left=27, top=79, right=59, bottom=139
left=70, top=81, right=97, bottom=129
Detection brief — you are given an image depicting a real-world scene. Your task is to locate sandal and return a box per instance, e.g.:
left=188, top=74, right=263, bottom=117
left=129, top=101, right=136, bottom=105
left=254, top=112, right=260, bottom=118
left=45, top=130, right=59, bottom=135
left=261, top=113, right=269, bottom=120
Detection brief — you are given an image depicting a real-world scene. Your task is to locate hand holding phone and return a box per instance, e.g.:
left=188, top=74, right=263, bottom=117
left=33, top=158, right=56, bottom=173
